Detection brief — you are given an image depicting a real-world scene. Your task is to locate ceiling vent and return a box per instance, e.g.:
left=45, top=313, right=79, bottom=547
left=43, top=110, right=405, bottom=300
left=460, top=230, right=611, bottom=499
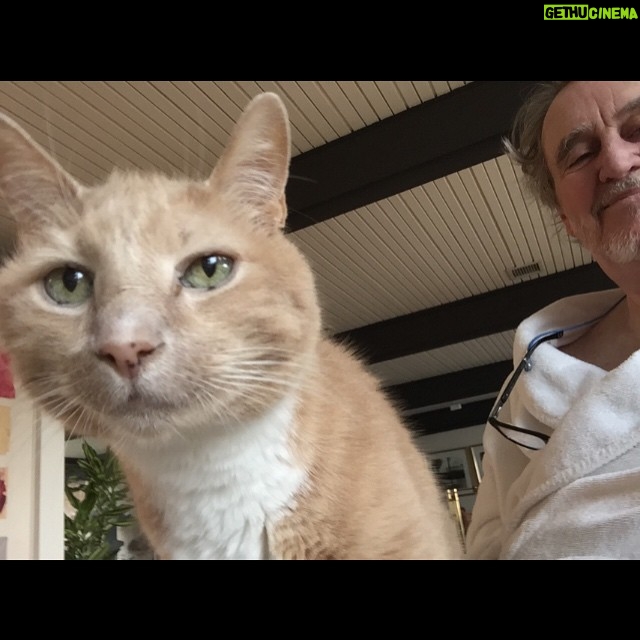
left=509, top=262, right=541, bottom=280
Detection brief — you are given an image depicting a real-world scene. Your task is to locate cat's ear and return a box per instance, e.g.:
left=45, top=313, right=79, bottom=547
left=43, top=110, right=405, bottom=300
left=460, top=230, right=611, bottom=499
left=208, top=92, right=291, bottom=231
left=0, top=113, right=84, bottom=234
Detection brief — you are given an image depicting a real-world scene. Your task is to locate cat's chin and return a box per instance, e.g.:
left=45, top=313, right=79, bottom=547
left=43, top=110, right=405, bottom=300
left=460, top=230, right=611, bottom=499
left=96, top=404, right=206, bottom=446
left=96, top=391, right=262, bottom=446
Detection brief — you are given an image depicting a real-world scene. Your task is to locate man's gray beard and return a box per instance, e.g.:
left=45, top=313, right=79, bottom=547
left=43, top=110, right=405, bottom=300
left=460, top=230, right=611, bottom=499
left=578, top=211, right=640, bottom=263
left=602, top=227, right=640, bottom=263
left=587, top=172, right=640, bottom=263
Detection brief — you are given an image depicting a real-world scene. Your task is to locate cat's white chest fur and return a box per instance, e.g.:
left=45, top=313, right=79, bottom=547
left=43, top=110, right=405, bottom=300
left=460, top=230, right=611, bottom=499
left=123, top=395, right=306, bottom=560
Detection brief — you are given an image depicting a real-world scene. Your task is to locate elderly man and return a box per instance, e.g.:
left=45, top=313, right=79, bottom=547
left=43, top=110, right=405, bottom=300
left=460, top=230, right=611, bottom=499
left=466, top=81, right=640, bottom=559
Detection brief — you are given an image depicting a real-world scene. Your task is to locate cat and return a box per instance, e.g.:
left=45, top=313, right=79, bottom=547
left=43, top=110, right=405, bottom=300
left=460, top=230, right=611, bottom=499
left=0, top=92, right=462, bottom=560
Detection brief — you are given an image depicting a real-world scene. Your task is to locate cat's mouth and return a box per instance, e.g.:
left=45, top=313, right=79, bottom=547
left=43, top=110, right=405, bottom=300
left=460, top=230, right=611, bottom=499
left=122, top=387, right=179, bottom=412
left=95, top=383, right=183, bottom=419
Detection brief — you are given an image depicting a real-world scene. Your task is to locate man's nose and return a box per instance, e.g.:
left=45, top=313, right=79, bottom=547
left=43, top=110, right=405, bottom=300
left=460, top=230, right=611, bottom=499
left=598, top=136, right=640, bottom=182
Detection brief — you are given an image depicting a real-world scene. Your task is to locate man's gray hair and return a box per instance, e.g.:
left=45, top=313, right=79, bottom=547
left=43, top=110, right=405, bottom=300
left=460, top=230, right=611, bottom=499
left=504, top=81, right=572, bottom=213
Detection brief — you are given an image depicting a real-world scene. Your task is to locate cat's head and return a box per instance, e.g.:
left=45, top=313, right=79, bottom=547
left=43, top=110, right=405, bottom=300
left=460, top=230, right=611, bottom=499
left=0, top=93, right=321, bottom=446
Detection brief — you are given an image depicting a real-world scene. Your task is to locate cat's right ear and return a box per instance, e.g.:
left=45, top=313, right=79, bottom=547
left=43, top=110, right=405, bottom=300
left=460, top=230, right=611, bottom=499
left=207, top=92, right=291, bottom=233
left=0, top=113, right=84, bottom=235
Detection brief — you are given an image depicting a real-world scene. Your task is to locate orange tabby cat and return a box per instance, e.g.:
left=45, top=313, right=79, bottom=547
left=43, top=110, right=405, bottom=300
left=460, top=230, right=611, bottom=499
left=0, top=93, right=461, bottom=559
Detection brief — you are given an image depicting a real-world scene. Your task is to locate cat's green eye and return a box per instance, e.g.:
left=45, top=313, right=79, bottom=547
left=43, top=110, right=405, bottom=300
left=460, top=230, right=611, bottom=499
left=181, top=255, right=234, bottom=290
left=44, top=267, right=93, bottom=305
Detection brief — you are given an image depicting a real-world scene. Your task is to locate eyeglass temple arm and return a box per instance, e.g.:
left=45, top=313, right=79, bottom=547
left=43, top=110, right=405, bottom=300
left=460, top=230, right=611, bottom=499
left=495, top=330, right=564, bottom=408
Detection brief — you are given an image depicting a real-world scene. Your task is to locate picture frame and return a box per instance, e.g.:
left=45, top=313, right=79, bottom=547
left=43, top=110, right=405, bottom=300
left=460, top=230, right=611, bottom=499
left=471, top=444, right=485, bottom=484
left=427, top=447, right=475, bottom=492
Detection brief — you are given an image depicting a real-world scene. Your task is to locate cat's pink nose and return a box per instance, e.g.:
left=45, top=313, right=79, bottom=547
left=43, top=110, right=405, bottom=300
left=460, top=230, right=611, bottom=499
left=98, top=341, right=159, bottom=379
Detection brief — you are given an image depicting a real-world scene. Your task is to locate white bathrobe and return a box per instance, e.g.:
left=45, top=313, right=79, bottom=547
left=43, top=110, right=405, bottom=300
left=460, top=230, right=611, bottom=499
left=465, top=288, right=640, bottom=560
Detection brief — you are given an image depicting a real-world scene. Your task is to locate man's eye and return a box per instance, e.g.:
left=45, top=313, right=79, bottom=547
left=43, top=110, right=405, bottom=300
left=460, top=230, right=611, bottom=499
left=568, top=152, right=592, bottom=168
left=625, top=127, right=640, bottom=141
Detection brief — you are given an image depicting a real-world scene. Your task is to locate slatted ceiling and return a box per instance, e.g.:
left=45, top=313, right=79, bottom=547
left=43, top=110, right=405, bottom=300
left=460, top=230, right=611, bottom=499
left=123, top=83, right=220, bottom=175
left=191, top=82, right=247, bottom=130
left=170, top=82, right=238, bottom=136
left=206, top=82, right=256, bottom=114
left=458, top=168, right=514, bottom=280
left=270, top=82, right=346, bottom=146
left=149, top=81, right=230, bottom=138
left=11, top=82, right=150, bottom=178
left=413, top=83, right=438, bottom=102
left=484, top=159, right=534, bottom=268
left=48, top=81, right=203, bottom=180
left=336, top=83, right=381, bottom=125
left=280, top=83, right=352, bottom=142
left=293, top=216, right=426, bottom=328
left=294, top=166, right=548, bottom=336
left=532, top=201, right=558, bottom=263
left=290, top=225, right=393, bottom=327
left=318, top=82, right=371, bottom=131
left=470, top=162, right=523, bottom=268
left=424, top=181, right=495, bottom=294
left=520, top=197, right=556, bottom=276
left=0, top=84, right=106, bottom=184
left=498, top=155, right=543, bottom=265
left=387, top=193, right=463, bottom=300
left=358, top=82, right=400, bottom=120
left=370, top=331, right=517, bottom=386
left=526, top=199, right=551, bottom=265
left=57, top=82, right=192, bottom=178
left=97, top=82, right=206, bottom=177
left=375, top=81, right=413, bottom=113
left=436, top=175, right=503, bottom=288
left=404, top=188, right=480, bottom=299
left=348, top=204, right=440, bottom=307
left=253, top=83, right=324, bottom=150
left=532, top=200, right=566, bottom=273
left=364, top=205, right=449, bottom=306
left=319, top=211, right=425, bottom=312
left=434, top=81, right=467, bottom=96
left=3, top=81, right=169, bottom=182
left=373, top=198, right=459, bottom=302
left=340, top=202, right=451, bottom=310
left=394, top=81, right=424, bottom=107
left=145, top=81, right=228, bottom=156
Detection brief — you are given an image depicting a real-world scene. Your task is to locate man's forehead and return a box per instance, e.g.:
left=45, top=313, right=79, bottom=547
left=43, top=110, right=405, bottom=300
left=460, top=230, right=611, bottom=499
left=542, top=81, right=640, bottom=163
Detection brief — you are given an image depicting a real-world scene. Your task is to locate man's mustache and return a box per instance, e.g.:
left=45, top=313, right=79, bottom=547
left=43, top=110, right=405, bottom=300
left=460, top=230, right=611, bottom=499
left=592, top=173, right=640, bottom=217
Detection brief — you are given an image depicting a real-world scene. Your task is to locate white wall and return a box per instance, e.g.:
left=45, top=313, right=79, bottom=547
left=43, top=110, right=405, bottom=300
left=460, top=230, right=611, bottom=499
left=413, top=423, right=485, bottom=456
left=0, top=390, right=64, bottom=560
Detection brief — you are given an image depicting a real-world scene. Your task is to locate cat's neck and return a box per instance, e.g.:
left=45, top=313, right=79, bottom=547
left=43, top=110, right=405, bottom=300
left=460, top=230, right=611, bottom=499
left=114, top=392, right=306, bottom=560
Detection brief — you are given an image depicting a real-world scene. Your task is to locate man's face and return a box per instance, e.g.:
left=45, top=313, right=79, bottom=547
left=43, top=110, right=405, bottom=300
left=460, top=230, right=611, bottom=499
left=542, top=81, right=640, bottom=265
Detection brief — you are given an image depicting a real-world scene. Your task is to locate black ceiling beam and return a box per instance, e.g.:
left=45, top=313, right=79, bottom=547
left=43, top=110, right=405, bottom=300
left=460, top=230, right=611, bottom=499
left=285, top=81, right=541, bottom=232
left=386, top=360, right=513, bottom=412
left=407, top=398, right=497, bottom=436
left=336, top=262, right=616, bottom=364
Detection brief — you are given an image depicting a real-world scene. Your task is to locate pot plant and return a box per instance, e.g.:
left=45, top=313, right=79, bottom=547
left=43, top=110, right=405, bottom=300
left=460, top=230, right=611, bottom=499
left=64, top=439, right=134, bottom=560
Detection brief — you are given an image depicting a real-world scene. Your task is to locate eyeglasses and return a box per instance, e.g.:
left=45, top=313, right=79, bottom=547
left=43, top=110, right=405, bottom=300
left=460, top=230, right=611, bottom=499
left=488, top=330, right=564, bottom=451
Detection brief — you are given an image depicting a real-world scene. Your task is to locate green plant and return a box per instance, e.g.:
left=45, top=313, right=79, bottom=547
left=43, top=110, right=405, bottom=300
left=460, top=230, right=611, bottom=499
left=64, top=440, right=134, bottom=560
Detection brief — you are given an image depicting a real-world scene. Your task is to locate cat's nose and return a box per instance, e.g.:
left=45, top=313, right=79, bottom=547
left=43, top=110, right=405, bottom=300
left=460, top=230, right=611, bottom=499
left=98, top=340, right=160, bottom=379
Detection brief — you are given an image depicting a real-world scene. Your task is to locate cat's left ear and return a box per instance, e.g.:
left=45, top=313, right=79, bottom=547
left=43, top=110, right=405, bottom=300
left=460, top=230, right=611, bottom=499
left=208, top=92, right=291, bottom=231
left=0, top=113, right=84, bottom=234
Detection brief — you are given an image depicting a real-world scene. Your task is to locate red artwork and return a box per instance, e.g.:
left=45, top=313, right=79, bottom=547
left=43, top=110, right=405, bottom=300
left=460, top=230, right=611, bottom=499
left=0, top=353, right=15, bottom=399
left=0, top=474, right=5, bottom=516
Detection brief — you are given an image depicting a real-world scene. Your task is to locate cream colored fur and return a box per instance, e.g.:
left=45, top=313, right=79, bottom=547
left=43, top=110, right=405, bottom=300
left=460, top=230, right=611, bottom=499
left=0, top=94, right=462, bottom=559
